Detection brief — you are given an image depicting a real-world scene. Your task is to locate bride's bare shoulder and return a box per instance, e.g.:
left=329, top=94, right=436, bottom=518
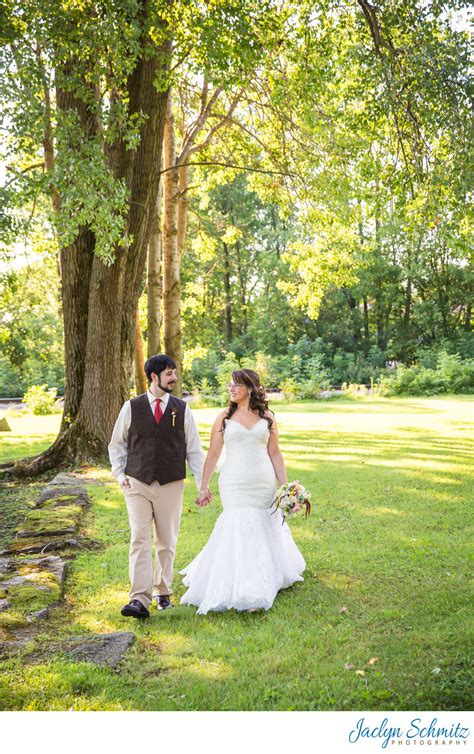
left=212, top=410, right=228, bottom=426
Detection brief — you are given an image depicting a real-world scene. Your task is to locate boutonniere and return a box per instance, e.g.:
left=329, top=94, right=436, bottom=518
left=171, top=409, right=177, bottom=427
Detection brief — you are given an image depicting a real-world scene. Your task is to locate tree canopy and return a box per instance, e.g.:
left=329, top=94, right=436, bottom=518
left=0, top=0, right=471, bottom=470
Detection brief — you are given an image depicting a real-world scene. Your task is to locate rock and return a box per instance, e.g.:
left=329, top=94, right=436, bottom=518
left=0, top=418, right=11, bottom=431
left=20, top=556, right=68, bottom=586
left=1, top=631, right=136, bottom=667
left=36, top=488, right=89, bottom=506
left=49, top=473, right=93, bottom=487
left=0, top=599, right=10, bottom=612
left=17, top=525, right=78, bottom=539
left=16, top=507, right=81, bottom=539
left=59, top=632, right=136, bottom=668
left=0, top=575, right=52, bottom=593
left=0, top=574, right=32, bottom=588
left=0, top=535, right=89, bottom=556
left=0, top=639, right=30, bottom=658
left=26, top=608, right=49, bottom=622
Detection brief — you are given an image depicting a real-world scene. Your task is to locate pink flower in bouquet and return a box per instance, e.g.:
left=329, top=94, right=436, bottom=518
left=271, top=480, right=311, bottom=523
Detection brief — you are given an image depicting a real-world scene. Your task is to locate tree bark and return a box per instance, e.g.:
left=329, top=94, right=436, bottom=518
left=464, top=302, right=472, bottom=332
left=177, top=163, right=190, bottom=257
left=403, top=277, right=412, bottom=325
left=134, top=309, right=148, bottom=394
left=235, top=240, right=248, bottom=333
left=363, top=296, right=370, bottom=340
left=54, top=68, right=98, bottom=431
left=162, top=91, right=183, bottom=395
left=147, top=182, right=163, bottom=356
left=223, top=241, right=233, bottom=343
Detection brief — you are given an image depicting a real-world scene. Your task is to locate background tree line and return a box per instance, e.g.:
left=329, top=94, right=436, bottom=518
left=0, top=0, right=471, bottom=471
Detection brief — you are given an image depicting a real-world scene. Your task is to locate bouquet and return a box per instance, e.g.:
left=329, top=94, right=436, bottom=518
left=271, top=480, right=311, bottom=523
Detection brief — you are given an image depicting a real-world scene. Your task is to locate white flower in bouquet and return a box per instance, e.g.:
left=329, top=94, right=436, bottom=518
left=271, top=480, right=311, bottom=523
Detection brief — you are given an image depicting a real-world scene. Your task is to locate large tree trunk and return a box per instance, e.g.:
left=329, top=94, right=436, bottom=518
left=54, top=68, right=98, bottom=431
left=162, top=91, right=183, bottom=395
left=7, top=7, right=171, bottom=477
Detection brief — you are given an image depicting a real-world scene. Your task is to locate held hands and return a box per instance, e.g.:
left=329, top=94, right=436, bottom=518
left=196, top=487, right=212, bottom=507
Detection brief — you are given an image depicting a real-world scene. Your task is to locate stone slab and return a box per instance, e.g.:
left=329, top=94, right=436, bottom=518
left=17, top=525, right=78, bottom=539
left=58, top=632, right=136, bottom=668
left=36, top=488, right=89, bottom=505
left=49, top=473, right=97, bottom=487
left=0, top=631, right=136, bottom=668
left=0, top=535, right=94, bottom=557
left=26, top=608, right=49, bottom=622
left=0, top=640, right=30, bottom=658
left=20, top=556, right=68, bottom=586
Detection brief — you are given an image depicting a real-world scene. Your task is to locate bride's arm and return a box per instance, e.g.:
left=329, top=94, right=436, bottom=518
left=197, top=412, right=226, bottom=506
left=267, top=414, right=287, bottom=486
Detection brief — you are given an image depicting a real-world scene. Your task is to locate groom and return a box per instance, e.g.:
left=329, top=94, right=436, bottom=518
left=108, top=353, right=210, bottom=619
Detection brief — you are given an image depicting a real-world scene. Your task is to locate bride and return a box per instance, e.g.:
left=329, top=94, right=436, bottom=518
left=180, top=368, right=305, bottom=614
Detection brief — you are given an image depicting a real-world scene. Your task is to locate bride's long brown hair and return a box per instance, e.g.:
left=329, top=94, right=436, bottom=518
left=221, top=369, right=274, bottom=432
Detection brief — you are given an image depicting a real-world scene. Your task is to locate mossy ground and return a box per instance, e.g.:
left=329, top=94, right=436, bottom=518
left=0, top=397, right=472, bottom=710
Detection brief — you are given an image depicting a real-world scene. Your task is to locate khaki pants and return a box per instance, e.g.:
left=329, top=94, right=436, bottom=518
left=123, top=476, right=185, bottom=607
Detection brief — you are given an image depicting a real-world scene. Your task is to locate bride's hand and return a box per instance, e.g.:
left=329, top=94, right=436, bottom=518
left=196, top=488, right=212, bottom=507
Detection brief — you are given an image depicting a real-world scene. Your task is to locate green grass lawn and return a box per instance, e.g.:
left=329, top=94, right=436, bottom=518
left=0, top=396, right=472, bottom=710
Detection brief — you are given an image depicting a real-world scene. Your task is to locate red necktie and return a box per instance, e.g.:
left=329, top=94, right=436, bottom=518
left=154, top=398, right=163, bottom=425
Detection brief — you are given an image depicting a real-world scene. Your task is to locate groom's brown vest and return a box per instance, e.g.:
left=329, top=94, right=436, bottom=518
left=125, top=393, right=186, bottom=485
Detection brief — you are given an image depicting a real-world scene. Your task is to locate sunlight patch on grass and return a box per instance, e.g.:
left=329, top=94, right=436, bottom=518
left=186, top=659, right=234, bottom=680
left=71, top=615, right=122, bottom=635
left=287, top=527, right=318, bottom=542
left=0, top=412, right=62, bottom=435
left=157, top=633, right=193, bottom=653
left=359, top=506, right=407, bottom=517
left=95, top=497, right=122, bottom=510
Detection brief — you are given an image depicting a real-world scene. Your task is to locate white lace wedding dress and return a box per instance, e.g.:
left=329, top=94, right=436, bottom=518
left=180, top=417, right=305, bottom=614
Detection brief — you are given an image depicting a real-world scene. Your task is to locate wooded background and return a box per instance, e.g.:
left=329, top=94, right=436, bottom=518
left=0, top=0, right=471, bottom=473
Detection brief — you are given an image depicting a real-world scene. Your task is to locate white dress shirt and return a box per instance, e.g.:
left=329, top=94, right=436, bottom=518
left=108, top=390, right=205, bottom=490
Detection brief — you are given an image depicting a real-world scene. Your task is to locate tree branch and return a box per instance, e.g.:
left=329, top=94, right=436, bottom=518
left=4, top=162, right=45, bottom=187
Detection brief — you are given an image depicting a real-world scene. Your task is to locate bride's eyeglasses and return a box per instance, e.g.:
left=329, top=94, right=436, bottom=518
left=226, top=382, right=244, bottom=390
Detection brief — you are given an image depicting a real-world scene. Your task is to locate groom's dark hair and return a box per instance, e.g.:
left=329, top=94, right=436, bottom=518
left=144, top=354, right=177, bottom=382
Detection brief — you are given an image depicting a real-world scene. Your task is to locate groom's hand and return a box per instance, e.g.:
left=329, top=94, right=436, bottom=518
left=121, top=478, right=131, bottom=491
left=196, top=488, right=211, bottom=507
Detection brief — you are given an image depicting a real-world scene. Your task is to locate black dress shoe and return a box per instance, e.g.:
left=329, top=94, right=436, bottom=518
left=156, top=595, right=172, bottom=610
left=121, top=599, right=150, bottom=619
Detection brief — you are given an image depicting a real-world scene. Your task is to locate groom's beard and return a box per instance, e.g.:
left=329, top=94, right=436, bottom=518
left=158, top=378, right=176, bottom=393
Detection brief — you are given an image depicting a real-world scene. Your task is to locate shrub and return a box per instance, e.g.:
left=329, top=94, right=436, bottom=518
left=378, top=353, right=474, bottom=396
left=280, top=377, right=298, bottom=400
left=342, top=382, right=370, bottom=398
left=23, top=385, right=62, bottom=415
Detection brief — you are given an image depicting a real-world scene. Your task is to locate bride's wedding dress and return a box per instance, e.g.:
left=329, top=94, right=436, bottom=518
left=180, top=417, right=305, bottom=614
